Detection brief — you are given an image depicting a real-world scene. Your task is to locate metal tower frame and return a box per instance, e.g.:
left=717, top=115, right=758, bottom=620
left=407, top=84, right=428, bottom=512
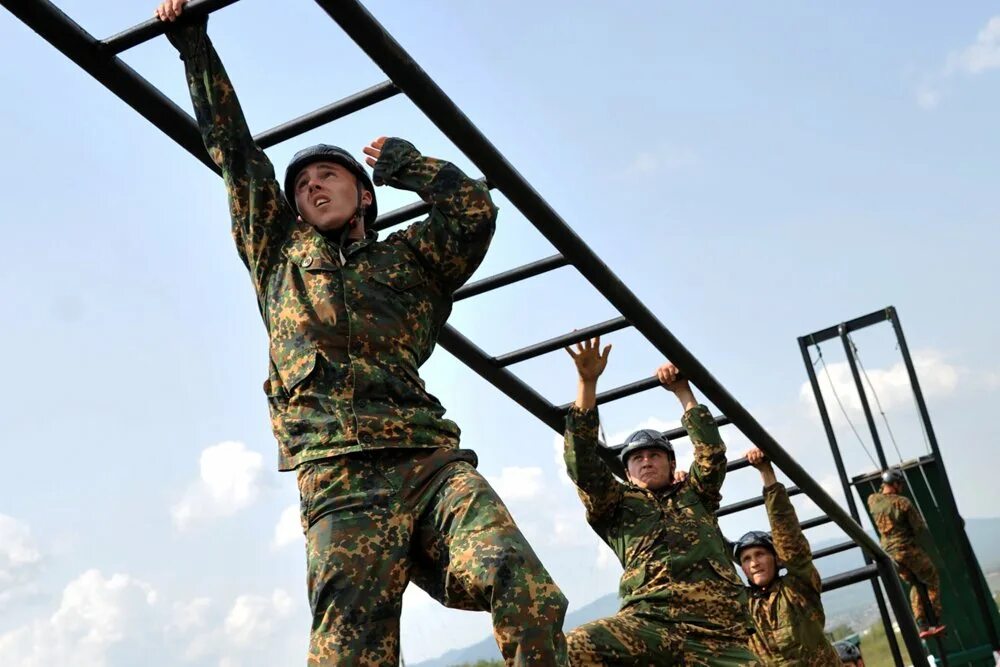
left=1, top=1, right=932, bottom=662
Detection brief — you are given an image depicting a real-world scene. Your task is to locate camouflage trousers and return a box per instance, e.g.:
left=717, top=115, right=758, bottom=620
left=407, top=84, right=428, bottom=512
left=567, top=608, right=760, bottom=666
left=297, top=447, right=568, bottom=666
left=890, top=546, right=942, bottom=628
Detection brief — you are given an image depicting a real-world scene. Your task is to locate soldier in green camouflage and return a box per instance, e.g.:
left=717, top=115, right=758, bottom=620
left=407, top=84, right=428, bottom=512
left=733, top=447, right=840, bottom=666
left=156, top=2, right=568, bottom=664
left=563, top=338, right=759, bottom=666
left=832, top=640, right=864, bottom=667
left=867, top=469, right=945, bottom=638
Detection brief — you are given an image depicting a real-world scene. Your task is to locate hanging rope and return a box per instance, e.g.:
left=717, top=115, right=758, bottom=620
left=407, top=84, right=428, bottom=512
left=811, top=341, right=880, bottom=470
left=848, top=334, right=939, bottom=510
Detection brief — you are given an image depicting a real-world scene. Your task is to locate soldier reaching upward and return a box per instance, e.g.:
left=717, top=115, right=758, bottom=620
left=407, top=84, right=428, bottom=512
left=733, top=448, right=840, bottom=666
left=563, top=337, right=759, bottom=666
left=156, top=1, right=568, bottom=664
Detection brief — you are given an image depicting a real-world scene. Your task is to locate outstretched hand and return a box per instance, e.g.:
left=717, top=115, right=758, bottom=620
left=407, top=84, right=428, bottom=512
left=565, top=337, right=612, bottom=383
left=154, top=0, right=188, bottom=21
left=745, top=447, right=777, bottom=485
left=362, top=136, right=388, bottom=168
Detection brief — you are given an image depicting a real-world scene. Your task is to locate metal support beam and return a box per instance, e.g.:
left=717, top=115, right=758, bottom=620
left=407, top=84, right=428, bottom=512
left=372, top=200, right=429, bottom=232
left=437, top=325, right=561, bottom=432
left=805, top=308, right=890, bottom=346
left=254, top=81, right=400, bottom=149
left=495, top=317, right=630, bottom=367
left=838, top=324, right=890, bottom=470
left=0, top=0, right=217, bottom=172
left=454, top=254, right=568, bottom=301
left=100, top=0, right=240, bottom=55
left=557, top=377, right=661, bottom=412
left=718, top=486, right=802, bottom=518
left=799, top=335, right=907, bottom=667
left=822, top=564, right=878, bottom=592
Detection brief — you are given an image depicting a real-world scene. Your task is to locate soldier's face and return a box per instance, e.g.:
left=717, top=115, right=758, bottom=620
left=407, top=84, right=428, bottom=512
left=625, top=449, right=674, bottom=491
left=294, top=162, right=373, bottom=232
left=739, top=546, right=777, bottom=586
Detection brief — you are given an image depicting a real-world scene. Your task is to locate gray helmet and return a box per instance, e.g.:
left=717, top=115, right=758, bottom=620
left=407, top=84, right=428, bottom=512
left=834, top=640, right=862, bottom=663
left=283, top=144, right=378, bottom=225
left=881, top=469, right=904, bottom=485
left=733, top=530, right=775, bottom=562
left=619, top=429, right=674, bottom=465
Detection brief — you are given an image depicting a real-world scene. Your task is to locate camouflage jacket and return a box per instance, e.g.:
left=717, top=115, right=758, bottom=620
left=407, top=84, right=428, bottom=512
left=169, top=23, right=497, bottom=470
left=867, top=492, right=930, bottom=554
left=747, top=483, right=840, bottom=667
left=564, top=405, right=752, bottom=636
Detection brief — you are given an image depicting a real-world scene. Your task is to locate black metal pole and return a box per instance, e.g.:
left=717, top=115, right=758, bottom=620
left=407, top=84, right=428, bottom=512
left=838, top=324, right=890, bottom=471
left=822, top=564, right=878, bottom=592
left=99, top=0, right=240, bottom=54
left=495, top=317, right=631, bottom=367
left=888, top=307, right=1000, bottom=649
left=454, top=255, right=568, bottom=301
left=798, top=337, right=905, bottom=667
left=310, top=9, right=922, bottom=663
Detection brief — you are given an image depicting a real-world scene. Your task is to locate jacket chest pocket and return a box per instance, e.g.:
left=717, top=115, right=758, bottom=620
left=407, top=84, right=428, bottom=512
left=363, top=262, right=433, bottom=352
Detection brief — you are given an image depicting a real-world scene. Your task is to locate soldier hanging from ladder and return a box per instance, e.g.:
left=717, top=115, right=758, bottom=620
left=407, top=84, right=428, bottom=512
left=562, top=337, right=760, bottom=666
left=733, top=448, right=841, bottom=666
left=155, top=1, right=569, bottom=664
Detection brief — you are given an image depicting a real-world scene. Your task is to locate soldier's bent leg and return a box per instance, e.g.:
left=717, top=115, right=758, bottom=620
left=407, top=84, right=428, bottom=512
left=899, top=550, right=943, bottom=626
left=566, top=609, right=683, bottom=666
left=298, top=455, right=413, bottom=666
left=412, top=457, right=568, bottom=666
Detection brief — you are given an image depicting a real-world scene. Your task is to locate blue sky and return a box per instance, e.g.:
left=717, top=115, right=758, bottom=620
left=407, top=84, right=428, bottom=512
left=1, top=1, right=998, bottom=665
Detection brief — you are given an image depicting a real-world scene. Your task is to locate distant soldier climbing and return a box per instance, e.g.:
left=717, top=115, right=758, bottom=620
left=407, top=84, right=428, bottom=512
left=155, top=1, right=568, bottom=664
left=867, top=469, right=946, bottom=638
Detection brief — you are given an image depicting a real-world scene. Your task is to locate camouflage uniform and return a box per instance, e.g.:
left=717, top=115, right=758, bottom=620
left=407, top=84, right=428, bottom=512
left=564, top=405, right=759, bottom=666
left=746, top=483, right=840, bottom=666
left=867, top=491, right=942, bottom=628
left=168, top=20, right=568, bottom=666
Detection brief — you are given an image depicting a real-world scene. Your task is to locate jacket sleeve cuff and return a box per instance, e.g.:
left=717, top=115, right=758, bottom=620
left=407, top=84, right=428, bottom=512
left=372, top=137, right=421, bottom=186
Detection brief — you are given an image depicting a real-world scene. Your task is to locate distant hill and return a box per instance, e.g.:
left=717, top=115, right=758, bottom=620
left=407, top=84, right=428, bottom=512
left=413, top=517, right=1000, bottom=667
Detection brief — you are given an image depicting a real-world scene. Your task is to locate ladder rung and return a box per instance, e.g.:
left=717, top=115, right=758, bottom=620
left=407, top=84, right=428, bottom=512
left=255, top=81, right=400, bottom=149
left=101, top=0, right=241, bottom=55
left=821, top=563, right=878, bottom=592
left=813, top=539, right=857, bottom=561
left=454, top=254, right=567, bottom=301
left=718, top=485, right=802, bottom=517
left=800, top=514, right=833, bottom=530
left=495, top=317, right=630, bottom=367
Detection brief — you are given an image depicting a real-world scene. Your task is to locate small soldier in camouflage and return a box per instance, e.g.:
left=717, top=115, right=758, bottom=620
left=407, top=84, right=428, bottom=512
left=563, top=338, right=759, bottom=666
left=733, top=448, right=840, bottom=666
left=157, top=2, right=568, bottom=664
left=867, top=470, right=945, bottom=638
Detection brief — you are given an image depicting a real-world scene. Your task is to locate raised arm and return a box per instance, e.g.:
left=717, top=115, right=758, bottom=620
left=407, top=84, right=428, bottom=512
left=369, top=138, right=497, bottom=292
left=564, top=338, right=622, bottom=530
left=159, top=1, right=292, bottom=295
left=903, top=496, right=933, bottom=552
left=656, top=364, right=727, bottom=511
left=748, top=448, right=822, bottom=596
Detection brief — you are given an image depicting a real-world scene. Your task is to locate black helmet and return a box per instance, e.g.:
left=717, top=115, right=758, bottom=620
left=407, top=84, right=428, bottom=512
left=283, top=144, right=378, bottom=225
left=733, top=530, right=775, bottom=562
left=881, top=469, right=904, bottom=485
left=834, top=640, right=862, bottom=663
left=619, top=429, right=675, bottom=465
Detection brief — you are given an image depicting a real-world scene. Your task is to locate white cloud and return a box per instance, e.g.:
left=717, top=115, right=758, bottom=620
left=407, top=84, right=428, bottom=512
left=0, top=513, right=42, bottom=609
left=623, top=147, right=699, bottom=177
left=917, top=15, right=1000, bottom=108
left=272, top=504, right=303, bottom=550
left=166, top=597, right=212, bottom=636
left=595, top=542, right=614, bottom=571
left=799, top=349, right=958, bottom=424
left=489, top=466, right=544, bottom=502
left=947, top=16, right=1000, bottom=75
left=171, top=441, right=265, bottom=530
left=223, top=589, right=293, bottom=647
left=0, top=569, right=158, bottom=667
